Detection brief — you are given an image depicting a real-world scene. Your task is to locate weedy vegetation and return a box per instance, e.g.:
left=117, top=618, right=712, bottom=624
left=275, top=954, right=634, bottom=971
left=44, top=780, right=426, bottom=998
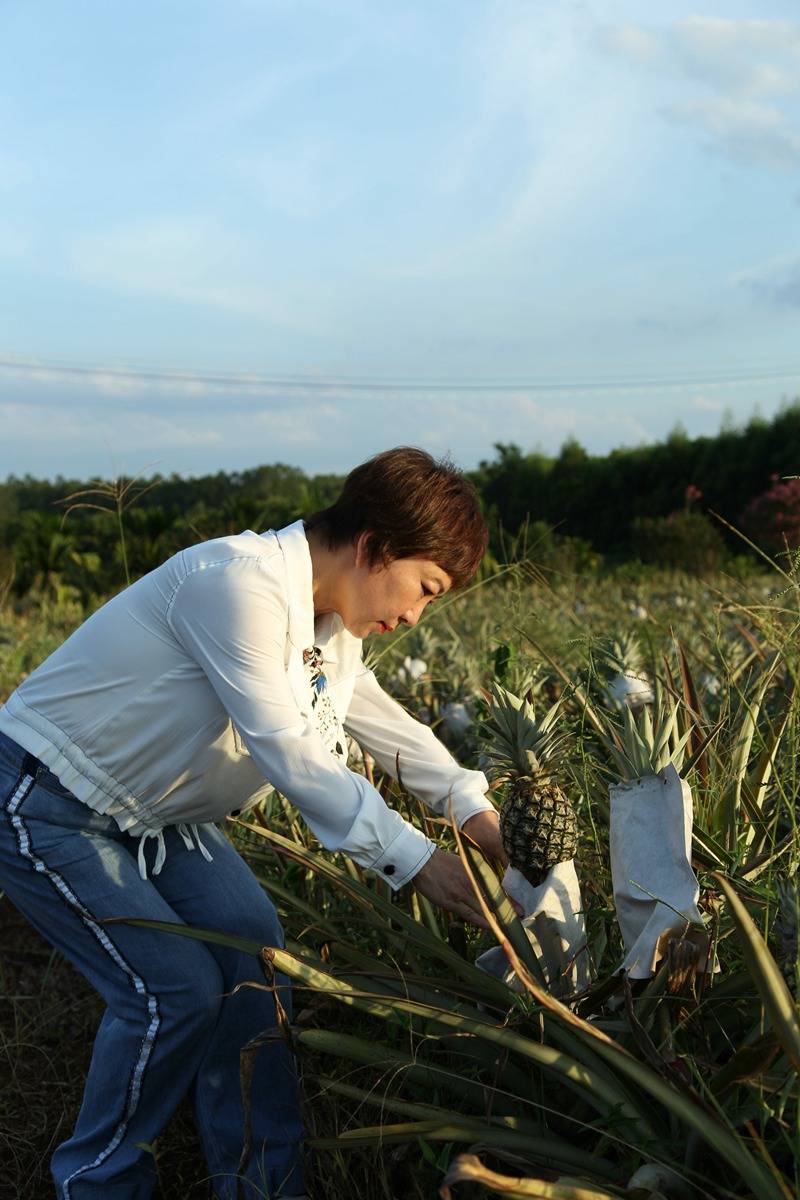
left=1, top=548, right=798, bottom=1199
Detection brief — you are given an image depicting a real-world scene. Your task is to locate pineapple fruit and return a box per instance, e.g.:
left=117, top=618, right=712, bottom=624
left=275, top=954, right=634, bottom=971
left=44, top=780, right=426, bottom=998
left=481, top=683, right=578, bottom=888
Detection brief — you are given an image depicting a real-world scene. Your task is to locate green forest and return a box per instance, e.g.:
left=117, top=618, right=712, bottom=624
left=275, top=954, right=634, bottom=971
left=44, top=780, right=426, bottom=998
left=2, top=401, right=799, bottom=605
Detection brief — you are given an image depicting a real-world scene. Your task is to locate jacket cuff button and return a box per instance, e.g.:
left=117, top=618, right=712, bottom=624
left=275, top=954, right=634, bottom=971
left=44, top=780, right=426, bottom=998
left=383, top=864, right=395, bottom=876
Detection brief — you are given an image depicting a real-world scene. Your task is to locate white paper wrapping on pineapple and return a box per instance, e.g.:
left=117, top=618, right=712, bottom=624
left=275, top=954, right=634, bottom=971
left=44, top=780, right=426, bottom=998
left=610, top=763, right=710, bottom=979
left=475, top=859, right=592, bottom=996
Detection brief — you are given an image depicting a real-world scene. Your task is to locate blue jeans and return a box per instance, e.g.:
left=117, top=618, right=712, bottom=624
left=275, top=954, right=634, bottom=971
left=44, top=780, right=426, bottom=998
left=0, top=731, right=306, bottom=1199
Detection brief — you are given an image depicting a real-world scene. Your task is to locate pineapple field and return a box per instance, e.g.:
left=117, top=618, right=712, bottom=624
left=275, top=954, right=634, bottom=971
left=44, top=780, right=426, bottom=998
left=1, top=556, right=798, bottom=1200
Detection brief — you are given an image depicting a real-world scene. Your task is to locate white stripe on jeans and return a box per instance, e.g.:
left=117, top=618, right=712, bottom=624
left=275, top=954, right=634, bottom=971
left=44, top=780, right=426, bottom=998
left=8, top=771, right=161, bottom=1199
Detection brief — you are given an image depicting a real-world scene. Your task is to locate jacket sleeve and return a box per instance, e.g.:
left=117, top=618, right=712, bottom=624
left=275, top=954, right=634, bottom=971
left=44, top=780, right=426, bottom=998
left=343, top=665, right=496, bottom=828
left=166, top=555, right=435, bottom=889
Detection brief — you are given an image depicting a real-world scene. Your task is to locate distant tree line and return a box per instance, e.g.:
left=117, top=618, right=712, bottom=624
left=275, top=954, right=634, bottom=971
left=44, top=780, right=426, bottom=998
left=0, top=465, right=344, bottom=604
left=471, top=401, right=800, bottom=574
left=1, top=402, right=799, bottom=604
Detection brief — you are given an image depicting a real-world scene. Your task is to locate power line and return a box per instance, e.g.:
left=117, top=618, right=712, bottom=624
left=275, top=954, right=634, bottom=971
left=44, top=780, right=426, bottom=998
left=2, top=354, right=800, bottom=394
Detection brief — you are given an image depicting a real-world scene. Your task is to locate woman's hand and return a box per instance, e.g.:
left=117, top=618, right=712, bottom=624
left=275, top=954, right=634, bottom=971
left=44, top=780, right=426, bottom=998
left=411, top=849, right=490, bottom=928
left=460, top=809, right=506, bottom=867
left=459, top=810, right=524, bottom=917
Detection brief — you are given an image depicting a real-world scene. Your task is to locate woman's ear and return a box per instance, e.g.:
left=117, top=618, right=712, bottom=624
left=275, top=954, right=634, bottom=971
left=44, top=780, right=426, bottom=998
left=354, top=530, right=373, bottom=569
left=355, top=530, right=387, bottom=571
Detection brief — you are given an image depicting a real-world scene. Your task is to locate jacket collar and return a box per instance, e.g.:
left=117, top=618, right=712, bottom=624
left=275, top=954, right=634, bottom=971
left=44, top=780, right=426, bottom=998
left=272, top=520, right=316, bottom=653
left=314, top=612, right=346, bottom=663
left=271, top=519, right=365, bottom=667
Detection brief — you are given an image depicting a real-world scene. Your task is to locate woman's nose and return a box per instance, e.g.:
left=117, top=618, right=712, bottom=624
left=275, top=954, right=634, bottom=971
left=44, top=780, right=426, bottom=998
left=400, top=598, right=427, bottom=627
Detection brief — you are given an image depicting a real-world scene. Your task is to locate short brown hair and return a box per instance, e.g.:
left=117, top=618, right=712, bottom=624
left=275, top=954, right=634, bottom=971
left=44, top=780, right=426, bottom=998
left=305, top=447, right=488, bottom=588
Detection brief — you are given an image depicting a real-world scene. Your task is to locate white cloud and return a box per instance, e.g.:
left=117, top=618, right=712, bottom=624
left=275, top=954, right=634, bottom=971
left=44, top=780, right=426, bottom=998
left=0, top=357, right=391, bottom=412
left=691, top=394, right=724, bottom=412
left=402, top=389, right=652, bottom=448
left=0, top=357, right=253, bottom=399
left=126, top=416, right=223, bottom=448
left=667, top=95, right=800, bottom=169
left=390, top=3, right=636, bottom=276
left=69, top=216, right=314, bottom=330
left=4, top=364, right=798, bottom=481
left=0, top=400, right=222, bottom=450
left=250, top=402, right=343, bottom=444
left=597, top=16, right=800, bottom=169
left=1, top=359, right=655, bottom=461
left=737, top=257, right=800, bottom=308
left=601, top=17, right=800, bottom=95
left=671, top=18, right=800, bottom=96
left=597, top=24, right=662, bottom=65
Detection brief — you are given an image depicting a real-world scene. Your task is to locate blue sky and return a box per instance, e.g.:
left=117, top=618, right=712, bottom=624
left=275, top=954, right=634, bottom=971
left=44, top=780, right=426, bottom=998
left=1, top=0, right=799, bottom=480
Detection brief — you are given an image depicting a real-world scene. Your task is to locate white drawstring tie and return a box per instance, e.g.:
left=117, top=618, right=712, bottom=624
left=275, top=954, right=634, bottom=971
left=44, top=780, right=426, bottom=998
left=137, top=829, right=167, bottom=880
left=178, top=822, right=214, bottom=863
left=137, top=824, right=214, bottom=879
left=176, top=823, right=195, bottom=852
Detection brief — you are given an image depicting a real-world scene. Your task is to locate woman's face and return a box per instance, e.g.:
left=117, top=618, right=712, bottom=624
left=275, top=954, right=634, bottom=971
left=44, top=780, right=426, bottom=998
left=342, top=540, right=452, bottom=639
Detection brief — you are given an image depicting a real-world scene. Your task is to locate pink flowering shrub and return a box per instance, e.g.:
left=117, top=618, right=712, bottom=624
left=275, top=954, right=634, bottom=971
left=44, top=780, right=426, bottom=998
left=741, top=475, right=800, bottom=554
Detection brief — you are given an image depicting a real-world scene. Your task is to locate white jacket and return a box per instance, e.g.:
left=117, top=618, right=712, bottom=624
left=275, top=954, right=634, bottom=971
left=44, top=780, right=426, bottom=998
left=0, top=520, right=493, bottom=887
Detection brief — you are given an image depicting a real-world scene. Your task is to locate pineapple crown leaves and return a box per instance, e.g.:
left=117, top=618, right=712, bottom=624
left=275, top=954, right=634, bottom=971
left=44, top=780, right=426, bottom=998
left=600, top=630, right=656, bottom=709
left=595, top=678, right=693, bottom=781
left=603, top=630, right=645, bottom=678
left=479, top=681, right=569, bottom=780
